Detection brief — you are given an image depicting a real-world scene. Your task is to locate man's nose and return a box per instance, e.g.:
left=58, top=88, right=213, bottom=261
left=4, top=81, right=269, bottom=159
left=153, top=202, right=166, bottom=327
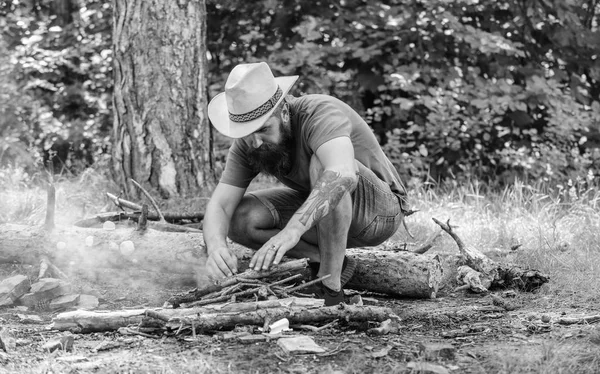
left=251, top=135, right=263, bottom=148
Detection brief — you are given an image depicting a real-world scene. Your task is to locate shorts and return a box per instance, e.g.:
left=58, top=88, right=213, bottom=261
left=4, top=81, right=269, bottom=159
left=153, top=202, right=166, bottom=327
left=248, top=162, right=404, bottom=248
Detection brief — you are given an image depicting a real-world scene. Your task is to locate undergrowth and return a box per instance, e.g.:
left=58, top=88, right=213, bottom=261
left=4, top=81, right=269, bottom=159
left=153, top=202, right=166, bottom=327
left=1, top=167, right=600, bottom=373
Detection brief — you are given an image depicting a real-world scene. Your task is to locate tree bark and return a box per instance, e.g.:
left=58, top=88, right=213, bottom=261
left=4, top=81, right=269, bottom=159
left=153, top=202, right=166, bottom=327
left=0, top=223, right=442, bottom=297
left=346, top=248, right=442, bottom=299
left=169, top=304, right=395, bottom=332
left=112, top=0, right=215, bottom=199
left=51, top=297, right=325, bottom=333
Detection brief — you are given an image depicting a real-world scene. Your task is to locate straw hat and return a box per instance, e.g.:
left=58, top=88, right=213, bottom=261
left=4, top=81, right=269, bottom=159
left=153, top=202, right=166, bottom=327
left=207, top=62, right=299, bottom=138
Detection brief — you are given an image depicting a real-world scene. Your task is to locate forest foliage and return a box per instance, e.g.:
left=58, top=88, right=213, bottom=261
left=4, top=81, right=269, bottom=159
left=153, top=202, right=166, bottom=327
left=1, top=0, right=599, bottom=188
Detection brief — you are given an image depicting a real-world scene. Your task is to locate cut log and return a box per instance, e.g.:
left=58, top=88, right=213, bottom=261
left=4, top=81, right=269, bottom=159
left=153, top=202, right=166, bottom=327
left=0, top=223, right=443, bottom=297
left=0, top=223, right=214, bottom=286
left=346, top=248, right=443, bottom=298
left=52, top=297, right=325, bottom=333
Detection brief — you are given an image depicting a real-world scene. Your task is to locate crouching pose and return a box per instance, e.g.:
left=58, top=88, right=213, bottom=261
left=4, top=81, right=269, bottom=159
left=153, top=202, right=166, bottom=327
left=204, top=62, right=409, bottom=305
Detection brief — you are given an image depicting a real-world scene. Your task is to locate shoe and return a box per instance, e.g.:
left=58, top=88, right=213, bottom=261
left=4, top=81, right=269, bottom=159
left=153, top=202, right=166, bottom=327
left=314, top=283, right=345, bottom=306
left=308, top=256, right=357, bottom=287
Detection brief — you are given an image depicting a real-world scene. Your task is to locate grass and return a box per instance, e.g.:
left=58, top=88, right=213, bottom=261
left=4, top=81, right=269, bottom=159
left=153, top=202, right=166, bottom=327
left=2, top=167, right=600, bottom=373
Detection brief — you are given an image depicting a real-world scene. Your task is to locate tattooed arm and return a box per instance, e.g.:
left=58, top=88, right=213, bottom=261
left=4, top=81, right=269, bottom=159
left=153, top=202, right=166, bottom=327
left=250, top=137, right=358, bottom=270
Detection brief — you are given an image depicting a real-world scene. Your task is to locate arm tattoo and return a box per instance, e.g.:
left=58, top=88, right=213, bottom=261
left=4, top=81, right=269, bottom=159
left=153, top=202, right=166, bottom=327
left=298, top=170, right=357, bottom=227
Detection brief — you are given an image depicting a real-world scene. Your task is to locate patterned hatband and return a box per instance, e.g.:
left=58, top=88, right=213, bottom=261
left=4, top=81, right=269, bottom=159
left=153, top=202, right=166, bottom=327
left=228, top=86, right=283, bottom=123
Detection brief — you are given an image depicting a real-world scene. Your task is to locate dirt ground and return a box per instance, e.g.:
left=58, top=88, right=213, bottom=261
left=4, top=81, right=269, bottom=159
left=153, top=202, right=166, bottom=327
left=1, top=263, right=599, bottom=374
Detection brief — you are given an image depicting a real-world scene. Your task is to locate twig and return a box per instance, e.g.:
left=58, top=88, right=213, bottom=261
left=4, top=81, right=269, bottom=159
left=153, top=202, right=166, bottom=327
left=268, top=274, right=303, bottom=287
left=219, top=284, right=242, bottom=297
left=432, top=218, right=466, bottom=252
left=401, top=216, right=415, bottom=239
left=413, top=229, right=443, bottom=255
left=187, top=285, right=269, bottom=307
left=558, top=315, right=600, bottom=325
left=295, top=319, right=339, bottom=332
left=118, top=327, right=159, bottom=339
left=284, top=274, right=331, bottom=294
left=130, top=179, right=166, bottom=222
left=106, top=192, right=142, bottom=211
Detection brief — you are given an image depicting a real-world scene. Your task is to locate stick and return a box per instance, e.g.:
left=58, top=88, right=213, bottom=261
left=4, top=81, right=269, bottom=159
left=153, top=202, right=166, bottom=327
left=130, top=179, right=166, bottom=222
left=431, top=218, right=466, bottom=251
left=176, top=304, right=395, bottom=332
left=106, top=192, right=142, bottom=211
left=413, top=229, right=443, bottom=254
left=284, top=274, right=331, bottom=295
left=185, top=285, right=270, bottom=307
left=557, top=315, right=600, bottom=325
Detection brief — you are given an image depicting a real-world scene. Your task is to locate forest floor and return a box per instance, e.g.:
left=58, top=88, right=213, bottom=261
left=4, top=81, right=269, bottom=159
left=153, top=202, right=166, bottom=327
left=1, top=170, right=600, bottom=373
left=0, top=267, right=599, bottom=374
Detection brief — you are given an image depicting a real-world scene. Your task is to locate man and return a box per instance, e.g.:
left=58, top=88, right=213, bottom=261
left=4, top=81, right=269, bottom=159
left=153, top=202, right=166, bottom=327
left=205, top=62, right=408, bottom=305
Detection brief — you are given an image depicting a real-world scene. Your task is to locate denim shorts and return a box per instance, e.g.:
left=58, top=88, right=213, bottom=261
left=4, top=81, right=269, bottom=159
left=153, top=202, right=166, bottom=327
left=248, top=162, right=404, bottom=248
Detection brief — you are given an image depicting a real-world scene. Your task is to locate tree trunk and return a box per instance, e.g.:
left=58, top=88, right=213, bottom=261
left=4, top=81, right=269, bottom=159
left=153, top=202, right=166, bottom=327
left=112, top=0, right=215, bottom=199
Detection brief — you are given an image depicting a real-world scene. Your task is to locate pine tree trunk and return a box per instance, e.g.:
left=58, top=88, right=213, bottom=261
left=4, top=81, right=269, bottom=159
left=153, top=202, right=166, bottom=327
left=112, top=0, right=215, bottom=199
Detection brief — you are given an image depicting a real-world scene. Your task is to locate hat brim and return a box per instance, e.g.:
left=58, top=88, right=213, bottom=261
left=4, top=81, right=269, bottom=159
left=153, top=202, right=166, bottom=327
left=207, top=75, right=299, bottom=139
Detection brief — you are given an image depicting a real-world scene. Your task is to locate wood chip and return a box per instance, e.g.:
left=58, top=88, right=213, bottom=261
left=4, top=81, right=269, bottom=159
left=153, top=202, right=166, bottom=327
left=277, top=336, right=326, bottom=354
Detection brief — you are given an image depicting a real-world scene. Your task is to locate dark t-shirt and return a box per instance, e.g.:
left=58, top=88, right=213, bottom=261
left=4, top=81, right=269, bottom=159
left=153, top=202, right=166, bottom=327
left=220, top=94, right=408, bottom=209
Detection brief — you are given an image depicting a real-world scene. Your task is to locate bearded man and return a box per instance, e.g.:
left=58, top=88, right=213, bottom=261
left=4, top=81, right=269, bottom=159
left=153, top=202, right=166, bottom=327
left=204, top=62, right=409, bottom=305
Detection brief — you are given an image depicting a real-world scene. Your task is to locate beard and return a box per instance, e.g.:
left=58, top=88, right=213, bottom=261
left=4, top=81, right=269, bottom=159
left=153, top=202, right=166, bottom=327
left=247, top=122, right=294, bottom=178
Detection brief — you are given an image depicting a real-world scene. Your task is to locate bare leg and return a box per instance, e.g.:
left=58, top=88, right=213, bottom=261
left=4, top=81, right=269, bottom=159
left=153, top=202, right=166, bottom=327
left=309, top=155, right=352, bottom=292
left=228, top=195, right=321, bottom=262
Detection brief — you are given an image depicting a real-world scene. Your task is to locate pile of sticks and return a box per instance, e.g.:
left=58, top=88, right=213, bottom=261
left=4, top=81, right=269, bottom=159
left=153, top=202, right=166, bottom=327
left=169, top=259, right=325, bottom=308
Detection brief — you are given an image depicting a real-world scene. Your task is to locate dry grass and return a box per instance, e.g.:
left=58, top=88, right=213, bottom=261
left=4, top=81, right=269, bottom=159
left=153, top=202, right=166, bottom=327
left=401, top=178, right=600, bottom=305
left=2, top=168, right=600, bottom=373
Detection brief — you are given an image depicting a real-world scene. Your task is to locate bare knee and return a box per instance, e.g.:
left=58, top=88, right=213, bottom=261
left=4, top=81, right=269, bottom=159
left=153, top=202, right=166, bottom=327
left=228, top=195, right=274, bottom=245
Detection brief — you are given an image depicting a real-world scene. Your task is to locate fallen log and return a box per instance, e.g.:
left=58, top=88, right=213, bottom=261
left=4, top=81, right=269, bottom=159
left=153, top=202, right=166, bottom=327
left=346, top=248, right=442, bottom=298
left=169, top=304, right=395, bottom=332
left=52, top=297, right=325, bottom=333
left=0, top=223, right=210, bottom=284
left=0, top=223, right=442, bottom=297
left=105, top=192, right=205, bottom=223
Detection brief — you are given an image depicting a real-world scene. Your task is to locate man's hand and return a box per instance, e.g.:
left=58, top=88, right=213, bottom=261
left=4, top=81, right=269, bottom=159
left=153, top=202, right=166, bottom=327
left=206, top=246, right=238, bottom=279
left=250, top=228, right=301, bottom=271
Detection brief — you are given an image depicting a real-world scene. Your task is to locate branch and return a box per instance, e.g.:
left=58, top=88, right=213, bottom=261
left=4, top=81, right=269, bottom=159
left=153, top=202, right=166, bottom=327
left=431, top=218, right=466, bottom=253
left=130, top=179, right=165, bottom=222
left=174, top=304, right=396, bottom=332
left=105, top=193, right=205, bottom=222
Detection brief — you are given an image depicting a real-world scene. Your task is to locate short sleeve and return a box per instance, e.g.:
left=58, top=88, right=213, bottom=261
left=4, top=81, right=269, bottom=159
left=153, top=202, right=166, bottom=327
left=219, top=139, right=258, bottom=188
left=301, top=101, right=352, bottom=152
